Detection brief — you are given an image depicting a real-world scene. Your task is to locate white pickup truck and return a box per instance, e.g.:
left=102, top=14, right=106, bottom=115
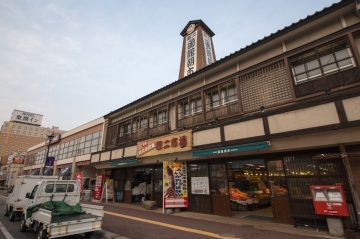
left=20, top=179, right=104, bottom=239
left=5, top=175, right=58, bottom=221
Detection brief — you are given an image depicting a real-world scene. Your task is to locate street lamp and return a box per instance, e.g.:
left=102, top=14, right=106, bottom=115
left=41, top=131, right=55, bottom=175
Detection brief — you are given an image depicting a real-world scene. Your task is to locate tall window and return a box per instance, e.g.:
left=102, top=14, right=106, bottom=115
left=290, top=37, right=355, bottom=85
left=190, top=94, right=202, bottom=115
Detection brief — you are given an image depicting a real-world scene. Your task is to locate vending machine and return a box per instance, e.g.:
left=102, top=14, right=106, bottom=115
left=310, top=185, right=349, bottom=216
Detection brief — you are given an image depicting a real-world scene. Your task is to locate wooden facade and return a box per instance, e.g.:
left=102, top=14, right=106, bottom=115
left=95, top=0, right=360, bottom=230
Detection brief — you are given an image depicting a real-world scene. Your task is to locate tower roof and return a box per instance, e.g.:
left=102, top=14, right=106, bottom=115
left=180, top=19, right=215, bottom=37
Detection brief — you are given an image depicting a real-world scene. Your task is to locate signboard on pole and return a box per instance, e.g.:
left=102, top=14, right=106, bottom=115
left=163, top=161, right=188, bottom=208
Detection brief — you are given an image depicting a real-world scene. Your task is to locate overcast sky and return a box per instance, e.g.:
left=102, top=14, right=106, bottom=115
left=0, top=0, right=340, bottom=131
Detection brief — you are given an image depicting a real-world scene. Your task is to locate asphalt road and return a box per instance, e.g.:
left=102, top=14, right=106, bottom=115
left=0, top=194, right=335, bottom=239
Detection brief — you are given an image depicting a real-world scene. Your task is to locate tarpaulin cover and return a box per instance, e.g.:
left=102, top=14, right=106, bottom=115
left=26, top=201, right=83, bottom=219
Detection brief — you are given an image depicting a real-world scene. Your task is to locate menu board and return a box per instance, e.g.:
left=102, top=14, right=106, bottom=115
left=191, top=177, right=209, bottom=195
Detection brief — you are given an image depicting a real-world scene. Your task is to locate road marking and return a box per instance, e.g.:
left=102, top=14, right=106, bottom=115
left=0, top=220, right=14, bottom=239
left=105, top=211, right=241, bottom=239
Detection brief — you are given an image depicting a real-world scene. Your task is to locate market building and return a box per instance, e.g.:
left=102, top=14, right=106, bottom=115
left=22, top=117, right=103, bottom=187
left=91, top=0, right=359, bottom=231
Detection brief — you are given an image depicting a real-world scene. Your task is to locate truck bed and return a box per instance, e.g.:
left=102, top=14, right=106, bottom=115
left=51, top=213, right=98, bottom=224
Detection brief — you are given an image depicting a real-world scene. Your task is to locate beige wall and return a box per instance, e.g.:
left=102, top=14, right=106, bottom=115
left=268, top=103, right=340, bottom=134
left=193, top=128, right=221, bottom=146
left=343, top=96, right=360, bottom=121
left=124, top=145, right=137, bottom=157
left=100, top=151, right=111, bottom=162
left=111, top=148, right=123, bottom=160
left=224, top=118, right=265, bottom=141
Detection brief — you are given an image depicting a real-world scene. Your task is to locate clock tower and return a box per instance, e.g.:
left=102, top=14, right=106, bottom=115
left=178, top=20, right=216, bottom=80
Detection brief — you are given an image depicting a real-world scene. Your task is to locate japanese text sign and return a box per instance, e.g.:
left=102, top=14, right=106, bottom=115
left=137, top=130, right=192, bottom=158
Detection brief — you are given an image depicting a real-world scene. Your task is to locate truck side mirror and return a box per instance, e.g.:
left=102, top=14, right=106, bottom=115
left=25, top=192, right=31, bottom=199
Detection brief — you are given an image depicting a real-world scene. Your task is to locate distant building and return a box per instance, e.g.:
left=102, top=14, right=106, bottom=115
left=0, top=109, right=66, bottom=186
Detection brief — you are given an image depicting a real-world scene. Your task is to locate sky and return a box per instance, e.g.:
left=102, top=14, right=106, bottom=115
left=0, top=0, right=340, bottom=131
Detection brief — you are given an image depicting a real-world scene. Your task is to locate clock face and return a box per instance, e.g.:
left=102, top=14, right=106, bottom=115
left=186, top=24, right=195, bottom=35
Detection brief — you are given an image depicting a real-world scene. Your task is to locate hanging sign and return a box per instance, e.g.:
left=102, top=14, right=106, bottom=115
left=163, top=161, right=188, bottom=208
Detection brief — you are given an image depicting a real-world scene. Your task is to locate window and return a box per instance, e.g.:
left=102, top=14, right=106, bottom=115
left=150, top=107, right=168, bottom=127
left=290, top=38, right=355, bottom=85
left=158, top=108, right=167, bottom=125
left=206, top=88, right=220, bottom=109
left=220, top=82, right=237, bottom=105
left=178, top=94, right=202, bottom=119
left=133, top=115, right=147, bottom=132
left=119, top=121, right=131, bottom=137
left=190, top=94, right=202, bottom=115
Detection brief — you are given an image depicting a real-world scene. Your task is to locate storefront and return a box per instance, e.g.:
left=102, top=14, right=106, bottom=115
left=92, top=130, right=359, bottom=230
left=186, top=147, right=358, bottom=229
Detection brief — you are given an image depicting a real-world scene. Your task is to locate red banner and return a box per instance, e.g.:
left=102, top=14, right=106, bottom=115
left=76, top=172, right=83, bottom=194
left=94, top=174, right=105, bottom=200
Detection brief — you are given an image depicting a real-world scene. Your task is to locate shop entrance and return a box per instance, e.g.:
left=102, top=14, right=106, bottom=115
left=228, top=159, right=272, bottom=220
left=209, top=163, right=231, bottom=216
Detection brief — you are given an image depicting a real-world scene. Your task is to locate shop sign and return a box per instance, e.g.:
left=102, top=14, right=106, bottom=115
left=137, top=130, right=192, bottom=158
left=163, top=161, right=188, bottom=208
left=192, top=141, right=270, bottom=157
left=76, top=160, right=91, bottom=166
left=45, top=133, right=61, bottom=145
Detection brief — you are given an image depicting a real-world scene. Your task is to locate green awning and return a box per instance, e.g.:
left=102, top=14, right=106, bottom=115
left=192, top=141, right=270, bottom=157
left=109, top=158, right=138, bottom=167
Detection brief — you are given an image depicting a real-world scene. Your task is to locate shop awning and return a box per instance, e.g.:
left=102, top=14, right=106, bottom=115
left=192, top=141, right=270, bottom=157
left=109, top=158, right=138, bottom=167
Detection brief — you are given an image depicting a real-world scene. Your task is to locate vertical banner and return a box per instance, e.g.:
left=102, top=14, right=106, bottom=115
left=202, top=30, right=214, bottom=66
left=184, top=31, right=197, bottom=77
left=163, top=161, right=188, bottom=208
left=76, top=172, right=83, bottom=194
left=94, top=174, right=105, bottom=200
left=106, top=178, right=114, bottom=201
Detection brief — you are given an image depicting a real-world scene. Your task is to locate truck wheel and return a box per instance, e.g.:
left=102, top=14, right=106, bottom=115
left=20, top=214, right=27, bottom=232
left=9, top=210, right=16, bottom=221
left=84, top=231, right=94, bottom=238
left=4, top=205, right=9, bottom=216
left=37, top=227, right=47, bottom=239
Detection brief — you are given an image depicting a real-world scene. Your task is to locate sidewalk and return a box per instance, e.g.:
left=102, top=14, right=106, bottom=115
left=91, top=200, right=360, bottom=239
